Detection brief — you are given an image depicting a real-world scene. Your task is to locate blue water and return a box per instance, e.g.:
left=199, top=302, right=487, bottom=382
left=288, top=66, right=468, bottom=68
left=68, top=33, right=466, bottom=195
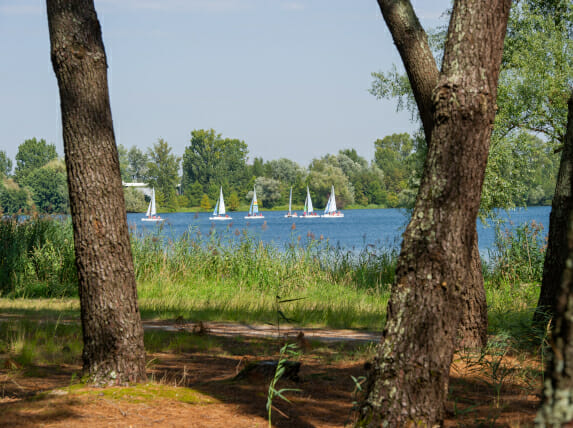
left=127, top=206, right=551, bottom=258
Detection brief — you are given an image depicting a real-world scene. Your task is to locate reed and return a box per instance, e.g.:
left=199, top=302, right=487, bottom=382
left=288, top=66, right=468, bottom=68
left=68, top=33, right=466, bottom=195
left=0, top=215, right=76, bottom=298
left=1, top=215, right=548, bottom=336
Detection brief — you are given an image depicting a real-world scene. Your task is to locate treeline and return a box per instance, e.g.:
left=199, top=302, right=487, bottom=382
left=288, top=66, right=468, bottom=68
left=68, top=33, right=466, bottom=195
left=0, top=128, right=557, bottom=215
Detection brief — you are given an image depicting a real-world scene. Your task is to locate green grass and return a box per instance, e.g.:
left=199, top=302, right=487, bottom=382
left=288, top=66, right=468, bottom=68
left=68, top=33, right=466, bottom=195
left=0, top=215, right=550, bottom=342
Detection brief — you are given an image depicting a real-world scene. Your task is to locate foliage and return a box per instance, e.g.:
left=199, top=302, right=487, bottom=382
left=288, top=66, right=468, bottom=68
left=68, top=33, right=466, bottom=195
left=264, top=158, right=307, bottom=187
left=146, top=139, right=180, bottom=210
left=253, top=176, right=282, bottom=208
left=307, top=155, right=355, bottom=208
left=227, top=191, right=240, bottom=211
left=117, top=144, right=131, bottom=182
left=124, top=187, right=148, bottom=213
left=14, top=138, right=58, bottom=183
left=0, top=150, right=13, bottom=177
left=0, top=179, right=32, bottom=214
left=200, top=194, right=211, bottom=210
left=181, top=129, right=249, bottom=197
left=128, top=145, right=149, bottom=182
left=369, top=2, right=571, bottom=212
left=19, top=159, right=69, bottom=214
left=186, top=181, right=203, bottom=207
left=498, top=0, right=572, bottom=145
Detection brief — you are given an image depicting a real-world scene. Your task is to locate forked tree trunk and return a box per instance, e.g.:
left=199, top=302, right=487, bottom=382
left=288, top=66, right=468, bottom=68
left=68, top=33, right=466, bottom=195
left=46, top=0, right=147, bottom=385
left=534, top=92, right=573, bottom=326
left=377, top=0, right=488, bottom=349
left=357, top=1, right=510, bottom=425
left=536, top=92, right=573, bottom=426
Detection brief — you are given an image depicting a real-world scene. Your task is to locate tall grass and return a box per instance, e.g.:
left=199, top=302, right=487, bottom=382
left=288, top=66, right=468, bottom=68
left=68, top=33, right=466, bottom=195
left=2, top=215, right=549, bottom=334
left=130, top=223, right=393, bottom=328
left=484, top=220, right=546, bottom=286
left=0, top=215, right=76, bottom=298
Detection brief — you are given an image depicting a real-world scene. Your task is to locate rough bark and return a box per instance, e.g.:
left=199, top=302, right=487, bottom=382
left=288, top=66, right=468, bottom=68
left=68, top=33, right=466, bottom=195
left=534, top=92, right=573, bottom=326
left=377, top=0, right=488, bottom=349
left=357, top=1, right=510, bottom=425
left=376, top=0, right=438, bottom=145
left=535, top=92, right=573, bottom=426
left=46, top=0, right=147, bottom=385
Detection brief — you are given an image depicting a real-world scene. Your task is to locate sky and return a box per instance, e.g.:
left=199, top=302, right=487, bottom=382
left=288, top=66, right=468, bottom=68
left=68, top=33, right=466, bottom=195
left=0, top=0, right=451, bottom=168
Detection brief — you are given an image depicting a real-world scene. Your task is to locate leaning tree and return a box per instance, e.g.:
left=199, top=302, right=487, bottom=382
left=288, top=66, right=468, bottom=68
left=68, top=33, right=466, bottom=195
left=47, top=0, right=147, bottom=385
left=357, top=0, right=511, bottom=425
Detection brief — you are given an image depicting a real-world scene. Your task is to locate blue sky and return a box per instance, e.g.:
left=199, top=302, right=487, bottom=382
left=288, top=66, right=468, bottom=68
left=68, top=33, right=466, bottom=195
left=0, top=0, right=450, bottom=167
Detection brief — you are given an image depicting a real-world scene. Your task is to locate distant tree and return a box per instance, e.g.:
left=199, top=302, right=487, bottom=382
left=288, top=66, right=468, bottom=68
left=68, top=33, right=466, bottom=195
left=116, top=144, right=130, bottom=182
left=352, top=165, right=386, bottom=206
left=0, top=150, right=13, bottom=177
left=186, top=181, right=203, bottom=207
left=254, top=176, right=282, bottom=208
left=181, top=129, right=249, bottom=195
left=228, top=191, right=240, bottom=211
left=0, top=179, right=31, bottom=214
left=47, top=0, right=146, bottom=385
left=264, top=158, right=306, bottom=186
left=127, top=146, right=149, bottom=182
left=308, top=155, right=355, bottom=208
left=339, top=148, right=368, bottom=167
left=123, top=187, right=147, bottom=213
left=146, top=139, right=180, bottom=210
left=374, top=133, right=414, bottom=199
left=14, top=138, right=57, bottom=183
left=200, top=193, right=211, bottom=210
left=21, top=159, right=69, bottom=213
left=251, top=156, right=265, bottom=178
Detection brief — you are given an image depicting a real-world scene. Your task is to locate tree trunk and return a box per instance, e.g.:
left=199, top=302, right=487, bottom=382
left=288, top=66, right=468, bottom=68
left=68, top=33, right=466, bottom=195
left=46, top=0, right=147, bottom=385
left=376, top=0, right=438, bottom=146
left=357, top=1, right=510, bottom=425
left=536, top=94, right=573, bottom=425
left=534, top=92, right=573, bottom=326
left=377, top=0, right=488, bottom=349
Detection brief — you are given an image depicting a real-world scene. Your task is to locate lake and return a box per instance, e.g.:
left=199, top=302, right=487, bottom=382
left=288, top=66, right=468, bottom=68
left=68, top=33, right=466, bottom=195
left=127, top=206, right=551, bottom=259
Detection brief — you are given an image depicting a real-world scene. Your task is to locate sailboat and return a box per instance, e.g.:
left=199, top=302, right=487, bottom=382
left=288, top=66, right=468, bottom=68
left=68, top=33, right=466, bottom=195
left=322, top=185, right=344, bottom=218
left=142, top=187, right=164, bottom=222
left=284, top=186, right=297, bottom=218
left=302, top=186, right=319, bottom=218
left=209, top=187, right=232, bottom=221
left=245, top=186, right=264, bottom=219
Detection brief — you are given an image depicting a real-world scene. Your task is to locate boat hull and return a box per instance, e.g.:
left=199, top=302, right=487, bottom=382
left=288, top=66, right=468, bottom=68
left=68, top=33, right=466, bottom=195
left=142, top=217, right=165, bottom=222
left=322, top=213, right=344, bottom=218
left=209, top=216, right=232, bottom=221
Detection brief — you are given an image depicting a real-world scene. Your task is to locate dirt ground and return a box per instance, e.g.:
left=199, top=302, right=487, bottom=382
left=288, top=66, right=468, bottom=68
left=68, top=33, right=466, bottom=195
left=0, top=322, right=542, bottom=427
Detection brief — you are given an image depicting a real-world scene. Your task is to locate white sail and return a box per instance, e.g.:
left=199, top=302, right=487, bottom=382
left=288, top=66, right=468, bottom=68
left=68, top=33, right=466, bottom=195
left=142, top=187, right=164, bottom=222
left=322, top=185, right=343, bottom=218
left=328, top=186, right=337, bottom=213
left=303, top=186, right=318, bottom=218
left=307, top=187, right=313, bottom=213
left=245, top=186, right=264, bottom=219
left=218, top=187, right=226, bottom=215
left=212, top=198, right=219, bottom=217
left=210, top=186, right=231, bottom=220
left=252, top=188, right=259, bottom=214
